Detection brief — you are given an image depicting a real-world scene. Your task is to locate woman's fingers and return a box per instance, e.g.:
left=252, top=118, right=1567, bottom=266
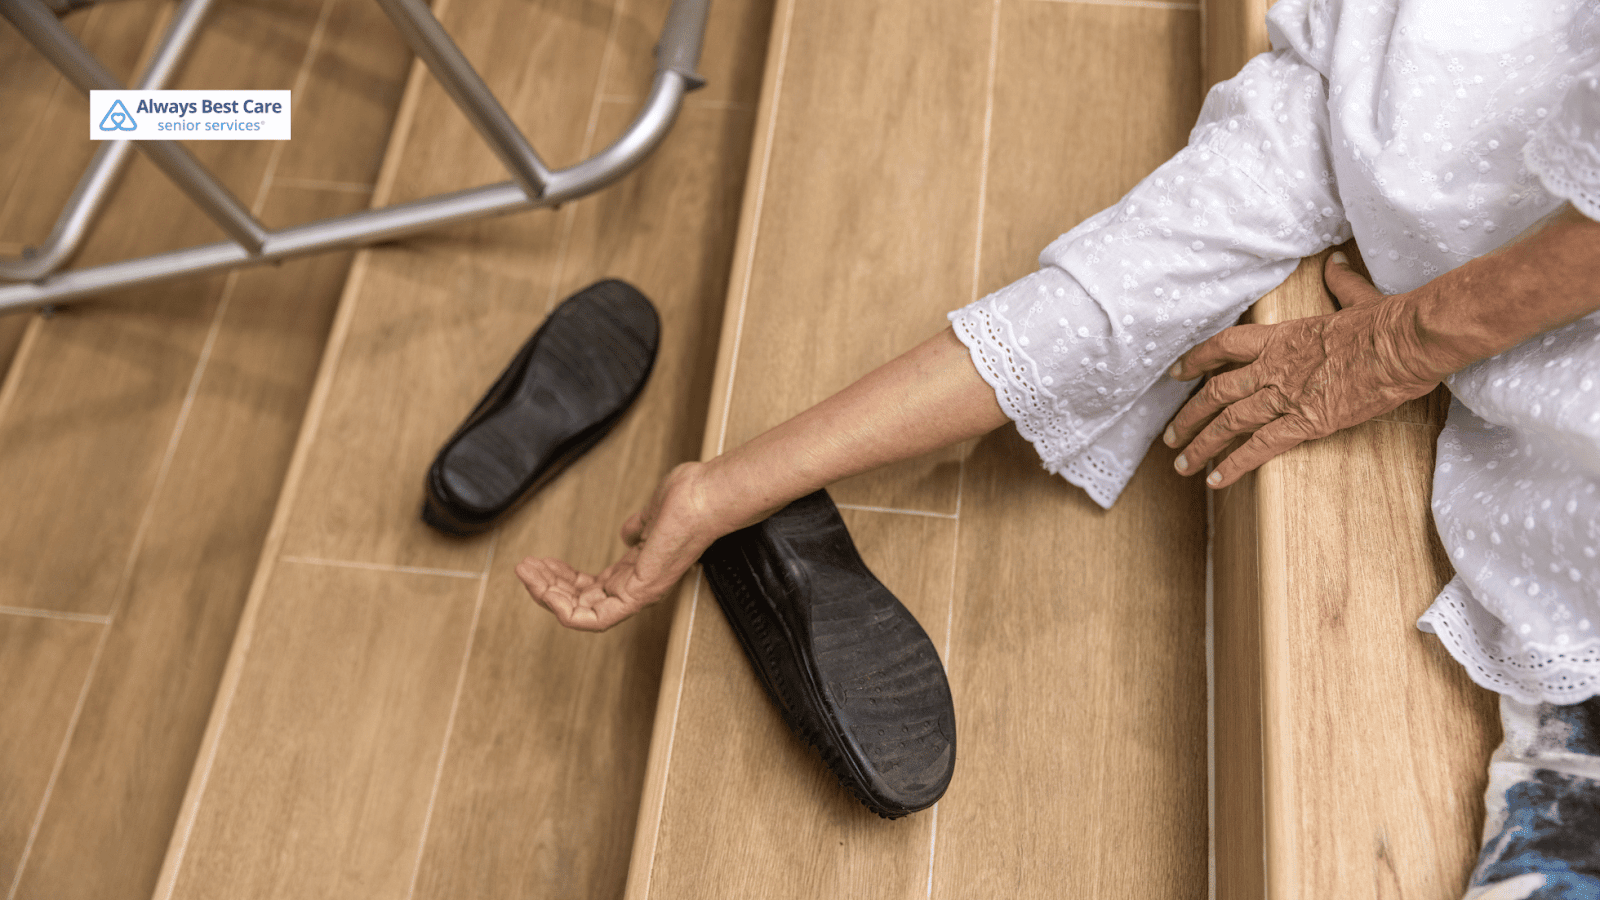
left=1323, top=251, right=1385, bottom=309
left=1168, top=323, right=1272, bottom=381
left=1164, top=366, right=1260, bottom=450
left=1203, top=416, right=1317, bottom=488
left=1172, top=387, right=1288, bottom=475
left=516, top=557, right=579, bottom=617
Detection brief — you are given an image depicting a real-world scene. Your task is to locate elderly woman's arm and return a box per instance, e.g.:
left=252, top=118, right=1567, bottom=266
left=517, top=328, right=1009, bottom=631
left=1165, top=203, right=1600, bottom=488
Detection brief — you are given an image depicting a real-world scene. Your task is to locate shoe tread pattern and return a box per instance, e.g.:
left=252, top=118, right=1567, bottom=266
left=424, top=280, right=659, bottom=533
left=700, top=490, right=955, bottom=818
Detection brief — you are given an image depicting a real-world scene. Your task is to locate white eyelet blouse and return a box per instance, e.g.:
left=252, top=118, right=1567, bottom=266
left=948, top=0, right=1600, bottom=703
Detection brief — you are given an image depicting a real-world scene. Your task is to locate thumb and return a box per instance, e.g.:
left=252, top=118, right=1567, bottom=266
left=1324, top=251, right=1386, bottom=310
left=621, top=512, right=647, bottom=546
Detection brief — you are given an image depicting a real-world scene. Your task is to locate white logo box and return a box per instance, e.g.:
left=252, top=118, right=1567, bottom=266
left=90, top=91, right=291, bottom=141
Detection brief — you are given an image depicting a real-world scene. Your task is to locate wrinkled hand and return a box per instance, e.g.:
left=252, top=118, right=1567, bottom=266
left=516, top=462, right=777, bottom=632
left=1163, top=252, right=1449, bottom=489
left=516, top=463, right=710, bottom=631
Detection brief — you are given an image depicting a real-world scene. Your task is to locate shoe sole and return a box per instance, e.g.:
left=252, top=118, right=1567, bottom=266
left=422, top=279, right=659, bottom=535
left=700, top=491, right=956, bottom=818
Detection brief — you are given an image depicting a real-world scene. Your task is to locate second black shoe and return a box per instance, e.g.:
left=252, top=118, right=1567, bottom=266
left=423, top=279, right=659, bottom=535
left=699, top=489, right=957, bottom=818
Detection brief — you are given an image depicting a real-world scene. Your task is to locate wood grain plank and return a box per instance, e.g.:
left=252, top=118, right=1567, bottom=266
left=407, top=93, right=766, bottom=900
left=1212, top=470, right=1265, bottom=900
left=163, top=562, right=479, bottom=900
left=0, top=615, right=101, bottom=894
left=271, top=0, right=412, bottom=187
left=156, top=0, right=770, bottom=895
left=382, top=0, right=618, bottom=206
left=933, top=431, right=1209, bottom=899
left=1261, top=419, right=1498, bottom=900
left=0, top=0, right=411, bottom=892
left=0, top=0, right=169, bottom=246
left=600, top=0, right=775, bottom=108
left=541, top=101, right=759, bottom=499
left=929, top=5, right=1208, bottom=896
left=0, top=0, right=326, bottom=617
left=978, top=0, right=1203, bottom=297
left=0, top=312, right=33, bottom=386
left=641, top=510, right=957, bottom=900
left=713, top=0, right=996, bottom=516
left=8, top=187, right=369, bottom=900
left=1242, top=257, right=1502, bottom=898
left=1215, top=243, right=1499, bottom=900
left=277, top=0, right=624, bottom=570
left=1202, top=0, right=1269, bottom=93
left=407, top=572, right=676, bottom=900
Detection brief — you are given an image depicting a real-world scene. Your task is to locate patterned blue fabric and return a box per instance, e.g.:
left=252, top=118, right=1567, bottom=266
left=1472, top=770, right=1600, bottom=899
left=1470, top=698, right=1600, bottom=900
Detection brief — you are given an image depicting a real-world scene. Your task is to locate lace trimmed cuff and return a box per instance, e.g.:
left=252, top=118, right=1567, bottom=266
left=949, top=284, right=1197, bottom=509
left=948, top=295, right=1085, bottom=477
left=1524, top=66, right=1600, bottom=222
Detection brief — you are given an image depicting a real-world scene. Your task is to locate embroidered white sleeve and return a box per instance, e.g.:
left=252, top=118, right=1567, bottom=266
left=1525, top=60, right=1600, bottom=222
left=950, top=47, right=1350, bottom=507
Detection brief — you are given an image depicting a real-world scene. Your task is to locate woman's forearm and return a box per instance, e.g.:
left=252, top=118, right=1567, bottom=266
left=518, top=325, right=1009, bottom=631
left=1403, top=203, right=1600, bottom=379
left=693, top=326, right=1009, bottom=523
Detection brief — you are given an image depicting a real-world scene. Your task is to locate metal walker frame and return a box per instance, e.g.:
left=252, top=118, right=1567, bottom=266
left=0, top=0, right=711, bottom=313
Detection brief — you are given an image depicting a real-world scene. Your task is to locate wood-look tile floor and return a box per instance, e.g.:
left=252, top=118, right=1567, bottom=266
left=629, top=1, right=1209, bottom=898
left=152, top=0, right=776, bottom=898
left=0, top=1, right=411, bottom=897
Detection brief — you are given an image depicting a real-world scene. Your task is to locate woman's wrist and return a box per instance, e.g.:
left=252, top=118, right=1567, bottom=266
left=688, top=450, right=800, bottom=537
left=1389, top=283, right=1485, bottom=383
left=1398, top=203, right=1600, bottom=379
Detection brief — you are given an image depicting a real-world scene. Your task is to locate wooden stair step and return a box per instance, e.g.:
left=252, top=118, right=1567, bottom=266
left=0, top=2, right=410, bottom=897
left=627, top=1, right=1211, bottom=897
left=150, top=0, right=773, bottom=897
left=1202, top=3, right=1500, bottom=897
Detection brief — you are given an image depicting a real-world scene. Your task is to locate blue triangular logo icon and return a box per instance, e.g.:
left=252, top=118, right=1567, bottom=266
left=99, top=99, right=137, bottom=132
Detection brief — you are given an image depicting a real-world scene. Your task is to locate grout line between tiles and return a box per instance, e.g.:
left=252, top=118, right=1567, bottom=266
left=968, top=0, right=1001, bottom=320
left=0, top=606, right=112, bottom=626
left=545, top=0, right=630, bottom=313
left=272, top=177, right=377, bottom=194
left=599, top=93, right=755, bottom=112
left=250, top=0, right=337, bottom=215
left=405, top=535, right=495, bottom=900
left=835, top=503, right=957, bottom=520
left=278, top=555, right=484, bottom=580
left=6, top=257, right=246, bottom=900
left=154, top=0, right=379, bottom=885
left=929, top=2, right=1000, bottom=890
left=642, top=0, right=798, bottom=889
left=1025, top=0, right=1200, bottom=8
left=0, top=309, right=44, bottom=432
left=715, top=0, right=794, bottom=457
left=5, top=607, right=111, bottom=900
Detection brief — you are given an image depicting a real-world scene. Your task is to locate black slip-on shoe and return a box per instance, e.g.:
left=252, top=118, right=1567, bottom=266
left=698, top=489, right=957, bottom=818
left=422, top=279, right=660, bottom=535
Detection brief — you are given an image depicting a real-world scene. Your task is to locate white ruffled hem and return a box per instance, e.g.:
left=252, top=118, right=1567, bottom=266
left=1523, top=70, right=1600, bottom=222
left=1418, top=577, right=1600, bottom=705
left=950, top=305, right=1086, bottom=472
left=949, top=303, right=1148, bottom=509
